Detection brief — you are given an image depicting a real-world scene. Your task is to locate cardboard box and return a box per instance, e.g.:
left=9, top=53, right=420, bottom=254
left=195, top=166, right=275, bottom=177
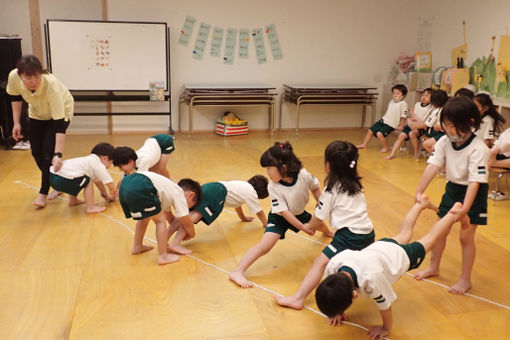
left=216, top=122, right=248, bottom=136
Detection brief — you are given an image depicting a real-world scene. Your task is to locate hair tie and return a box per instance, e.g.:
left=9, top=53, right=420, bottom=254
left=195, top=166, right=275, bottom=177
left=349, top=160, right=356, bottom=168
left=279, top=143, right=284, bottom=148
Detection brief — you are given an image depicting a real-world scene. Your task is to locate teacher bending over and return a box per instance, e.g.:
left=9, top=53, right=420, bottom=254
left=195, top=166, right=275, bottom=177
left=7, top=55, right=74, bottom=208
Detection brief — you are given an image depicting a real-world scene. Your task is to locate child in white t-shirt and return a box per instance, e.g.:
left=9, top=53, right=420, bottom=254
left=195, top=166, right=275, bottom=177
left=229, top=141, right=334, bottom=288
left=275, top=140, right=375, bottom=310
left=386, top=88, right=433, bottom=160
left=489, top=127, right=510, bottom=169
left=49, top=142, right=116, bottom=213
left=488, top=127, right=510, bottom=200
left=357, top=84, right=408, bottom=153
left=112, top=134, right=175, bottom=177
left=473, top=93, right=506, bottom=147
left=119, top=173, right=201, bottom=265
left=421, top=89, right=448, bottom=155
left=414, top=96, right=489, bottom=295
left=220, top=175, right=269, bottom=227
left=316, top=194, right=456, bottom=340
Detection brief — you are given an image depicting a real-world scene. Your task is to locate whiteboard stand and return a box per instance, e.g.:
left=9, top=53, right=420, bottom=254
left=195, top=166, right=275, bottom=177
left=44, top=20, right=172, bottom=135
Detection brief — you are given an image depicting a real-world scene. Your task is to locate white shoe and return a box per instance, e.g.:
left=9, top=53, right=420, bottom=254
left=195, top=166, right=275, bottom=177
left=489, top=190, right=507, bottom=201
left=19, top=141, right=30, bottom=150
left=12, top=141, right=24, bottom=150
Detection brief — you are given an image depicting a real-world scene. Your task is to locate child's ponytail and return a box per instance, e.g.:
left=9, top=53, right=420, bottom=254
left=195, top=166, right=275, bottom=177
left=324, top=141, right=362, bottom=196
left=260, top=141, right=302, bottom=178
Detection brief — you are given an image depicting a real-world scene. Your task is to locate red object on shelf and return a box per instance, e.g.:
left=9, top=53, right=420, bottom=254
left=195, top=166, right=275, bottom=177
left=216, top=123, right=248, bottom=136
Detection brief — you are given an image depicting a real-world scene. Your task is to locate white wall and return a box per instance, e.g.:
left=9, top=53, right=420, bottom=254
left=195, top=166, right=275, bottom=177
left=0, top=0, right=32, bottom=55
left=3, top=0, right=510, bottom=133
left=425, top=0, right=510, bottom=69
left=107, top=0, right=419, bottom=132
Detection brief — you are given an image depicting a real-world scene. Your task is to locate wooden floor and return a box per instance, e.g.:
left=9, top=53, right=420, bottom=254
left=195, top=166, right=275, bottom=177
left=1, top=129, right=509, bottom=340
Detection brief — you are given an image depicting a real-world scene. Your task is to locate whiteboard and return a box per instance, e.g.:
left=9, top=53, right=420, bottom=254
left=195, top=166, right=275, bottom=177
left=46, top=20, right=168, bottom=91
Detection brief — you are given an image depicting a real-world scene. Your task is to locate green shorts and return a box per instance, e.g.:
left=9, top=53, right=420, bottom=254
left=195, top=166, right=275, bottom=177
left=438, top=181, right=488, bottom=225
left=49, top=173, right=90, bottom=196
left=425, top=128, right=445, bottom=141
left=119, top=173, right=162, bottom=220
left=401, top=125, right=412, bottom=140
left=193, top=182, right=227, bottom=225
left=322, top=228, right=375, bottom=259
left=496, top=154, right=510, bottom=170
left=401, top=125, right=424, bottom=141
left=369, top=119, right=394, bottom=137
left=151, top=134, right=175, bottom=154
left=265, top=211, right=311, bottom=239
left=380, top=238, right=426, bottom=270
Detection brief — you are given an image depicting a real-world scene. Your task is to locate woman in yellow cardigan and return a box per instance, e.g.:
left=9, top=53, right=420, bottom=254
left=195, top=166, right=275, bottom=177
left=7, top=55, right=74, bottom=207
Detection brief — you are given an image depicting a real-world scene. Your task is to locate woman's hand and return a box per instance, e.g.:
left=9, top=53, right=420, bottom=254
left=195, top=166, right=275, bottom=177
left=12, top=123, right=23, bottom=141
left=52, top=155, right=63, bottom=172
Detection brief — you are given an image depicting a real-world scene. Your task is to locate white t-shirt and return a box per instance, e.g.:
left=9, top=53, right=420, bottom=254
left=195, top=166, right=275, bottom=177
left=382, top=100, right=408, bottom=129
left=314, top=185, right=373, bottom=234
left=219, top=180, right=263, bottom=214
left=428, top=135, right=489, bottom=185
left=494, top=128, right=510, bottom=157
left=324, top=241, right=409, bottom=311
left=474, top=115, right=495, bottom=141
left=413, top=102, right=433, bottom=121
left=137, top=171, right=188, bottom=217
left=269, top=168, right=319, bottom=215
left=50, top=154, right=113, bottom=184
left=424, top=107, right=442, bottom=128
left=136, top=137, right=161, bottom=172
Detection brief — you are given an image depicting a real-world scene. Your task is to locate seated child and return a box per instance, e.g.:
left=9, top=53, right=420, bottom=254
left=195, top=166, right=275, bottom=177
left=488, top=127, right=510, bottom=200
left=453, top=87, right=475, bottom=99
left=473, top=93, right=506, bottom=147
left=119, top=172, right=201, bottom=265
left=315, top=195, right=459, bottom=339
left=49, top=142, right=116, bottom=213
left=275, top=141, right=375, bottom=310
left=386, top=88, right=433, bottom=160
left=113, top=134, right=175, bottom=177
left=166, top=175, right=270, bottom=254
left=357, top=84, right=408, bottom=153
left=489, top=127, right=510, bottom=169
left=421, top=89, right=448, bottom=155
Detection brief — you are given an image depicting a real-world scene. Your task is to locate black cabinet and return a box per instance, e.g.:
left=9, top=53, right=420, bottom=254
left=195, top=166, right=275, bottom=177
left=0, top=37, right=22, bottom=145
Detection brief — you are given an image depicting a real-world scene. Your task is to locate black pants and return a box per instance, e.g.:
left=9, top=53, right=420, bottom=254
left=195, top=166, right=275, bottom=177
left=28, top=118, right=69, bottom=195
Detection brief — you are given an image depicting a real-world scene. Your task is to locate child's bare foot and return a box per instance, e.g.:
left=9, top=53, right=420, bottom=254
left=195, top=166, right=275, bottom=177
left=414, top=266, right=439, bottom=280
left=131, top=245, right=154, bottom=255
left=47, top=190, right=61, bottom=200
left=33, top=194, right=47, bottom=208
left=86, top=206, right=106, bottom=214
left=69, top=197, right=86, bottom=206
left=447, top=202, right=468, bottom=223
left=168, top=244, right=192, bottom=255
left=229, top=271, right=253, bottom=288
left=274, top=295, right=304, bottom=310
left=448, top=278, right=471, bottom=294
left=380, top=147, right=389, bottom=153
left=385, top=154, right=395, bottom=160
left=418, top=194, right=439, bottom=212
left=356, top=144, right=366, bottom=149
left=158, top=253, right=180, bottom=265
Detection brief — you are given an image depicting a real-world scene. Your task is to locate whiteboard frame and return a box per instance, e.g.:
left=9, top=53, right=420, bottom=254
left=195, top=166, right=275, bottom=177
left=45, top=19, right=169, bottom=92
